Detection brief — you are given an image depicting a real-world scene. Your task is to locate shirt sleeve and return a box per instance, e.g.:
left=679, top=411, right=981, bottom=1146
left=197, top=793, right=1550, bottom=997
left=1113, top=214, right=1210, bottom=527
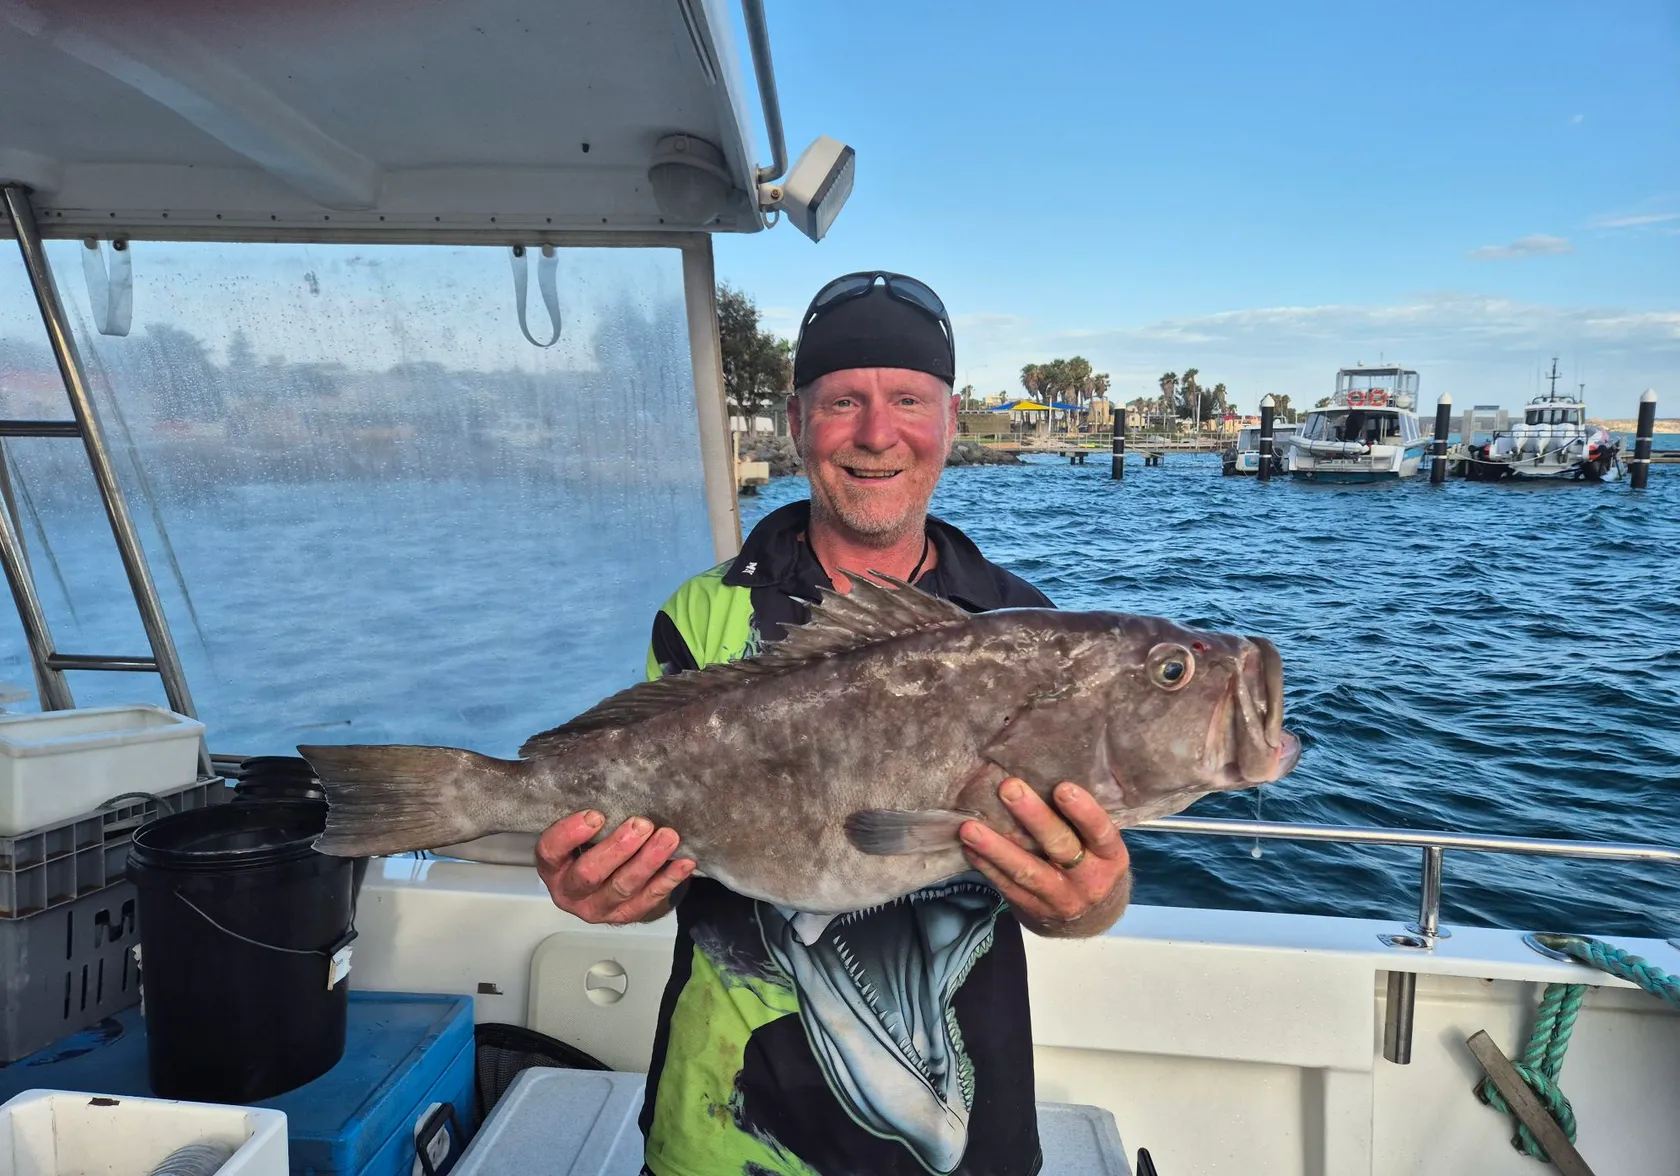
left=646, top=607, right=701, bottom=681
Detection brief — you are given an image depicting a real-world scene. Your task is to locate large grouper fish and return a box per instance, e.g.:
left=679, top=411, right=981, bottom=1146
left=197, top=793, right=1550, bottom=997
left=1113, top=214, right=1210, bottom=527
left=299, top=573, right=1300, bottom=913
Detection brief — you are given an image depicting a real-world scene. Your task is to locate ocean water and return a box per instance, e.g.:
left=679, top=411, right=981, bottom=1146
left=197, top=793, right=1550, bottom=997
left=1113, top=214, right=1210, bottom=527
left=742, top=449, right=1680, bottom=940
left=1, top=442, right=1675, bottom=940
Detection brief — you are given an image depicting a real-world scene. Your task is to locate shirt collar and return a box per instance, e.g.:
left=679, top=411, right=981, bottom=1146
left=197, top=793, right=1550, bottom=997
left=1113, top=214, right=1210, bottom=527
left=722, top=499, right=1009, bottom=612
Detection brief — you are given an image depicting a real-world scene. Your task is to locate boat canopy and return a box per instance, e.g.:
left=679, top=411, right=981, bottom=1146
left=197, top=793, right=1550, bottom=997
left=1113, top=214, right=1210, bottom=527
left=1235, top=422, right=1296, bottom=447
left=1332, top=365, right=1419, bottom=409
left=0, top=0, right=771, bottom=240
left=1524, top=402, right=1585, bottom=425
left=1296, top=406, right=1420, bottom=445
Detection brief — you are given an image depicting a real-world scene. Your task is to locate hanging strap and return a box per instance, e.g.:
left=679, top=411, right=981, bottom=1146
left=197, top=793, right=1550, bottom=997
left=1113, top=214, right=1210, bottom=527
left=81, top=238, right=133, bottom=337
left=509, top=244, right=561, bottom=347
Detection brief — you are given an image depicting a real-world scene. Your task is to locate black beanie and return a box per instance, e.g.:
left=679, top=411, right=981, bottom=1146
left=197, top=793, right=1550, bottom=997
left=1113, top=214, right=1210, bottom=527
left=793, top=284, right=955, bottom=388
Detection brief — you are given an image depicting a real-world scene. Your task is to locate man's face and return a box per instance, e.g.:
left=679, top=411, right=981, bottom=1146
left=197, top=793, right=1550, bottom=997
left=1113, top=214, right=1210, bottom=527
left=789, top=368, right=958, bottom=543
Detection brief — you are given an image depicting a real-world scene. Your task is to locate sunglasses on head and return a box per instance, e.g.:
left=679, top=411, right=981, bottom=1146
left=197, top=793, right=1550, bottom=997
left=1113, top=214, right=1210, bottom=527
left=796, top=271, right=954, bottom=363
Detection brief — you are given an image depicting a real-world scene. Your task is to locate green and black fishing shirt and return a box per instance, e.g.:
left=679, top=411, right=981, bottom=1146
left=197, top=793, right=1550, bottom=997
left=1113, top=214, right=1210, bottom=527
left=638, top=500, right=1054, bottom=1176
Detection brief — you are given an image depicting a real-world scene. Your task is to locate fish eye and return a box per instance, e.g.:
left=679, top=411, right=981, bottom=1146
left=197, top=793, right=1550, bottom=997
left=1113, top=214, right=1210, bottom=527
left=1147, top=643, right=1195, bottom=691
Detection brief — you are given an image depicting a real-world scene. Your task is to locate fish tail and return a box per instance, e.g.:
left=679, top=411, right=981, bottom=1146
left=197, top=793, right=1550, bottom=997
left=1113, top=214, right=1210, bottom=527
left=298, top=743, right=515, bottom=857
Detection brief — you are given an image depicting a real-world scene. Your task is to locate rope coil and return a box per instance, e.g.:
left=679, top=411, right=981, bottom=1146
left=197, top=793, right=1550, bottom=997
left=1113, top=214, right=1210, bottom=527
left=1476, top=934, right=1680, bottom=1162
left=1474, top=982, right=1586, bottom=1159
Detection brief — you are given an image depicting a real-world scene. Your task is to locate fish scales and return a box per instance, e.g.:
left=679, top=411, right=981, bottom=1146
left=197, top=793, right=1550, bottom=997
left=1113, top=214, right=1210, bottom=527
left=300, top=573, right=1300, bottom=914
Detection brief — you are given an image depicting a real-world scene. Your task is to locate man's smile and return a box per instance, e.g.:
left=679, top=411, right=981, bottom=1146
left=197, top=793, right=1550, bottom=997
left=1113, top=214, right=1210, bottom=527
left=842, top=465, right=904, bottom=481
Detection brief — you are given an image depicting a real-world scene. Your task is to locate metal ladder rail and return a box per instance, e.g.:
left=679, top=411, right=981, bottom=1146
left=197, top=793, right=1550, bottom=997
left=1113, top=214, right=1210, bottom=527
left=0, top=184, right=210, bottom=780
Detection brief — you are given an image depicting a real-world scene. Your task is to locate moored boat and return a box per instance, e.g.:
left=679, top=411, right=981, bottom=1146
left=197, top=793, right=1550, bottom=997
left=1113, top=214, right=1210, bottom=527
left=1287, top=365, right=1428, bottom=482
left=1464, top=361, right=1625, bottom=482
left=1221, top=421, right=1298, bottom=475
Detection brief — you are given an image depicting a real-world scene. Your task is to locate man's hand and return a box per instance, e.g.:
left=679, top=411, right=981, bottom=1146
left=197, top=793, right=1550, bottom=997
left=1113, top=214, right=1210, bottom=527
left=535, top=810, right=694, bottom=925
left=959, top=779, right=1131, bottom=938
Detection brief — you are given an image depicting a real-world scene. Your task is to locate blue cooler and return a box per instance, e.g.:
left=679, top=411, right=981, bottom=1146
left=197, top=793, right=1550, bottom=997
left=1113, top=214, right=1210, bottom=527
left=264, top=991, right=478, bottom=1176
left=0, top=990, right=478, bottom=1176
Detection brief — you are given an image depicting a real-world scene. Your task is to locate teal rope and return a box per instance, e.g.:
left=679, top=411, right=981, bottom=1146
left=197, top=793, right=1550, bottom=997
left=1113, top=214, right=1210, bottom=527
left=1475, top=934, right=1680, bottom=1162
left=1475, top=982, right=1586, bottom=1160
left=1553, top=935, right=1680, bottom=1008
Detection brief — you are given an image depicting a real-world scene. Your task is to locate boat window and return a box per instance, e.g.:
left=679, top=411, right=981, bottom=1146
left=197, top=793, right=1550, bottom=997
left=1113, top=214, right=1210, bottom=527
left=0, top=241, right=713, bottom=757
left=1298, top=413, right=1326, bottom=440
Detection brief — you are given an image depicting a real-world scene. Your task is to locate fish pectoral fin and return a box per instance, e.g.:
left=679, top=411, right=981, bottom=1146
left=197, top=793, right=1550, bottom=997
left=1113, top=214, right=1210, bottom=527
left=844, top=809, right=978, bottom=855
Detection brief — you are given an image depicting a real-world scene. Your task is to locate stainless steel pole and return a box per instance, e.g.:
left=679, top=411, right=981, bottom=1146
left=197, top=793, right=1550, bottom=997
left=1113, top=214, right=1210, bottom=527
left=3, top=186, right=206, bottom=774
left=1382, top=971, right=1415, bottom=1065
left=0, top=452, right=74, bottom=711
left=740, top=0, right=789, bottom=184
left=1407, top=845, right=1449, bottom=941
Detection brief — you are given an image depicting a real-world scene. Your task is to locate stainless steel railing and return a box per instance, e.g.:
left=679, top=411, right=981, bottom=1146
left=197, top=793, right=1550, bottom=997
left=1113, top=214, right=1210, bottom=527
left=1131, top=814, right=1680, bottom=1064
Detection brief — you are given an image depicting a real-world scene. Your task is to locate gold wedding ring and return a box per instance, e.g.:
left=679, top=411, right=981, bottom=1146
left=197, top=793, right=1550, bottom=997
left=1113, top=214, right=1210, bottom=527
left=1053, top=847, right=1087, bottom=870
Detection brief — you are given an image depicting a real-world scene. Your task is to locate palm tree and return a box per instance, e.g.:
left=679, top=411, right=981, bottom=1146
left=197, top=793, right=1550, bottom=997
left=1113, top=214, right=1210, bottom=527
left=1158, top=372, right=1178, bottom=433
left=1020, top=364, right=1042, bottom=401
left=1179, top=368, right=1201, bottom=424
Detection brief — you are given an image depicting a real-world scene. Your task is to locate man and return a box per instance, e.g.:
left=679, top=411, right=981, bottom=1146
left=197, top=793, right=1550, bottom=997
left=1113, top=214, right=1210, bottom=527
left=535, top=272, right=1131, bottom=1176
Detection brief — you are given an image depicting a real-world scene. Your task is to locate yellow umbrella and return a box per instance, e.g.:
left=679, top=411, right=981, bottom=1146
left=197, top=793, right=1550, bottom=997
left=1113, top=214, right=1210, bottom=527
left=1009, top=400, right=1052, bottom=411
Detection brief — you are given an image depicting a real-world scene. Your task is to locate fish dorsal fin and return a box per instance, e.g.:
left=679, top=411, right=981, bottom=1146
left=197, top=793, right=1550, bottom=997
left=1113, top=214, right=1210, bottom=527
left=516, top=570, right=972, bottom=758
left=753, top=569, right=971, bottom=669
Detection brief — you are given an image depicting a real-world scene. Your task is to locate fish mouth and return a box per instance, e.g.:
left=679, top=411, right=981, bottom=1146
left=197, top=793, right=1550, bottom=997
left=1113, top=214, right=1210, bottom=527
left=1228, top=636, right=1299, bottom=784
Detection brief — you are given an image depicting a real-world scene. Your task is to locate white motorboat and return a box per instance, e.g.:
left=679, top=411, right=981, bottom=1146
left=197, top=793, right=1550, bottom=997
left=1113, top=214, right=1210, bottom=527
left=1467, top=362, right=1625, bottom=482
left=1221, top=421, right=1297, bottom=475
left=1288, top=366, right=1429, bottom=482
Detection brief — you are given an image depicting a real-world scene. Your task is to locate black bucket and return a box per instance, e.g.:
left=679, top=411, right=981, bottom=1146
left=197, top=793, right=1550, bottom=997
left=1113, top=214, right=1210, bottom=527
left=233, top=755, right=325, bottom=804
left=128, top=799, right=356, bottom=1103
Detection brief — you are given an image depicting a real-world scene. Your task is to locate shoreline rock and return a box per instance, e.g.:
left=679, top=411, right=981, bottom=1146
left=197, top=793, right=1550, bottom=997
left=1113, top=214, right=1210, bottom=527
left=738, top=435, right=802, bottom=477
left=946, top=440, right=1021, bottom=467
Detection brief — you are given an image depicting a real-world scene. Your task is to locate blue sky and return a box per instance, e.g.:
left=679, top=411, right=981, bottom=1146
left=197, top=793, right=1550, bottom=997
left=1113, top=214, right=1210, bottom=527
left=715, top=0, right=1679, bottom=417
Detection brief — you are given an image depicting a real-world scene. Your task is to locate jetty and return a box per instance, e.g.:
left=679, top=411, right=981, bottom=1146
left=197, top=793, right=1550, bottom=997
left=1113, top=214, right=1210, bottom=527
left=972, top=433, right=1228, bottom=465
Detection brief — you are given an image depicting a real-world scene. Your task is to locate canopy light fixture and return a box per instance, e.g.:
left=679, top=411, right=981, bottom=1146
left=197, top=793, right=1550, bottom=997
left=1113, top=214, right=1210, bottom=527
left=647, top=134, right=736, bottom=225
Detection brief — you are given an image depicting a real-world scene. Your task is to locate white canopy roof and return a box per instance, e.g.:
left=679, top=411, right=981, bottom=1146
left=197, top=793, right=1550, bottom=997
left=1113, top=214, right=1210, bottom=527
left=0, top=0, right=766, bottom=239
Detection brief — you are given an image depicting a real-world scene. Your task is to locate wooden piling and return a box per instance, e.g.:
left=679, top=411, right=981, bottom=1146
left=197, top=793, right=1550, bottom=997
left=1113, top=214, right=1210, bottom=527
left=1258, top=395, right=1275, bottom=482
left=1111, top=409, right=1126, bottom=479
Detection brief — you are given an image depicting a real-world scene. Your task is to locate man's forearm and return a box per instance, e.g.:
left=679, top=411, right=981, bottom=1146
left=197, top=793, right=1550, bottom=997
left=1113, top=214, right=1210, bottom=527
left=1015, top=869, right=1132, bottom=938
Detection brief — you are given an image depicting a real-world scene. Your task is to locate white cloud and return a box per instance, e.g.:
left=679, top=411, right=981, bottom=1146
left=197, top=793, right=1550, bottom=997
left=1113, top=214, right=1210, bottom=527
left=1569, top=113, right=1585, bottom=126
left=1591, top=211, right=1680, bottom=229
left=1467, top=234, right=1573, bottom=260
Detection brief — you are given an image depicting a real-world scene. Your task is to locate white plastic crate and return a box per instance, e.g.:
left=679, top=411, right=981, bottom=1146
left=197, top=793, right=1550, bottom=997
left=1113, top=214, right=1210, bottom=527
left=456, top=1067, right=1132, bottom=1176
left=0, top=1088, right=287, bottom=1175
left=0, top=706, right=205, bottom=837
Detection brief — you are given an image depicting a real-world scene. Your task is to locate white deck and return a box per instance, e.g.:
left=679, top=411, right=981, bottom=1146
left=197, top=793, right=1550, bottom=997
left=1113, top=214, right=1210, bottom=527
left=351, top=858, right=1680, bottom=1176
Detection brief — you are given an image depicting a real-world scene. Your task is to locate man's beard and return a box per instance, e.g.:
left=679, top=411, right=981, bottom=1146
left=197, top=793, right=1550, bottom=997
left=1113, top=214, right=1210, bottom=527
left=800, top=443, right=930, bottom=545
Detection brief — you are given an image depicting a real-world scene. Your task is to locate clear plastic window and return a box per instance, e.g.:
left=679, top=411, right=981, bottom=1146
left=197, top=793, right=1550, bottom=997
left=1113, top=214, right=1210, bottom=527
left=0, top=241, right=713, bottom=757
